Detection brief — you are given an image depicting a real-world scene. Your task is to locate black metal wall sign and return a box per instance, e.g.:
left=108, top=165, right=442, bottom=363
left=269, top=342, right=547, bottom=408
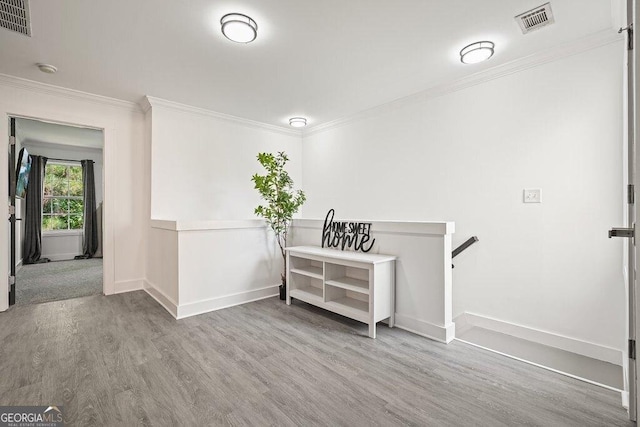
left=322, top=209, right=375, bottom=252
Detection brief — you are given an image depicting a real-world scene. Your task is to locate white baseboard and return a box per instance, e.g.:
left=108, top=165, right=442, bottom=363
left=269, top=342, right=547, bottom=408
left=114, top=279, right=144, bottom=294
left=42, top=253, right=80, bottom=262
left=622, top=357, right=630, bottom=408
left=176, top=285, right=279, bottom=319
left=143, top=280, right=178, bottom=318
left=453, top=312, right=473, bottom=336
left=455, top=312, right=623, bottom=366
left=16, top=259, right=23, bottom=272
left=143, top=281, right=278, bottom=320
left=395, top=313, right=455, bottom=343
left=455, top=336, right=624, bottom=394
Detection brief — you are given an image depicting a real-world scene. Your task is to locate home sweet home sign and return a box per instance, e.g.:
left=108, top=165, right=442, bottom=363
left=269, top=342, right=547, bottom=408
left=321, top=209, right=375, bottom=252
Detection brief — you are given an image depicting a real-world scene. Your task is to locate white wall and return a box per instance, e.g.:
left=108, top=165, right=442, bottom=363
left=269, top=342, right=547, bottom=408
left=300, top=42, right=625, bottom=352
left=146, top=225, right=179, bottom=316
left=40, top=233, right=82, bottom=262
left=146, top=220, right=281, bottom=319
left=147, top=98, right=303, bottom=221
left=143, top=98, right=303, bottom=317
left=0, top=74, right=148, bottom=310
left=20, top=140, right=103, bottom=261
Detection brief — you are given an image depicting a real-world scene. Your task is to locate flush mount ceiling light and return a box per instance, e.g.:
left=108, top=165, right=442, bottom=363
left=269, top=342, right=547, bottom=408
left=289, top=117, right=307, bottom=128
left=36, top=63, right=57, bottom=74
left=459, top=41, right=495, bottom=64
left=220, top=13, right=257, bottom=43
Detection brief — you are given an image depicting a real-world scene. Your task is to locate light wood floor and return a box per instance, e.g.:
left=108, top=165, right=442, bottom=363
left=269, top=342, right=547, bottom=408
left=0, top=291, right=632, bottom=426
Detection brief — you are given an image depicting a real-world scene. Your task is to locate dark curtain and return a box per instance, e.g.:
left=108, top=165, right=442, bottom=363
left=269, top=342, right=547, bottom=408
left=77, top=160, right=98, bottom=258
left=23, top=155, right=49, bottom=264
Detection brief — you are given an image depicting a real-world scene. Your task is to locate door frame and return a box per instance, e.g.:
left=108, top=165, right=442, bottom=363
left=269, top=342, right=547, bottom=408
left=8, top=117, right=16, bottom=305
left=632, top=0, right=639, bottom=419
left=3, top=112, right=114, bottom=308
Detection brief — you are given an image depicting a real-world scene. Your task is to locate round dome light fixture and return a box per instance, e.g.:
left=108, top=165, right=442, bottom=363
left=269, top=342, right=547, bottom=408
left=36, top=63, right=57, bottom=74
left=289, top=117, right=307, bottom=128
left=220, top=13, right=258, bottom=43
left=460, top=41, right=495, bottom=64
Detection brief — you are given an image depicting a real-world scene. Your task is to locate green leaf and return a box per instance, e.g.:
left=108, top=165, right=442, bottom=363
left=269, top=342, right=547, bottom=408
left=252, top=151, right=306, bottom=263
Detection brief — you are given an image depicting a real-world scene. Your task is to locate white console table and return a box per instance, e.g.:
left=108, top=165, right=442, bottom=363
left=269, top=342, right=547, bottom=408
left=285, top=246, right=396, bottom=338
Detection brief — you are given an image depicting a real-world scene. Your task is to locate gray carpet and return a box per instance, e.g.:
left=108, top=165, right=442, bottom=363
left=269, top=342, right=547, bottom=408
left=15, top=258, right=103, bottom=305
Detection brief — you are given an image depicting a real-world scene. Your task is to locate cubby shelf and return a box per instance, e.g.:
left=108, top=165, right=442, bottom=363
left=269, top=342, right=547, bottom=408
left=286, top=246, right=396, bottom=338
left=290, top=286, right=323, bottom=304
left=326, top=277, right=369, bottom=295
left=290, top=266, right=323, bottom=280
left=326, top=297, right=369, bottom=323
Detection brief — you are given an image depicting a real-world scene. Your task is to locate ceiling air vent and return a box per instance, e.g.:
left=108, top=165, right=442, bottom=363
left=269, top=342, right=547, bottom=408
left=515, top=3, right=554, bottom=34
left=0, top=0, right=31, bottom=36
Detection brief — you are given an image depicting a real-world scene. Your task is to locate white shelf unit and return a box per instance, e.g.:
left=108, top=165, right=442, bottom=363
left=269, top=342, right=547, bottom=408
left=285, top=246, right=396, bottom=338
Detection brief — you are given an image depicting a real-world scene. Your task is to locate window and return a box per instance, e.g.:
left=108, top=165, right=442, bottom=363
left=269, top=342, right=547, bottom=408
left=43, top=163, right=83, bottom=231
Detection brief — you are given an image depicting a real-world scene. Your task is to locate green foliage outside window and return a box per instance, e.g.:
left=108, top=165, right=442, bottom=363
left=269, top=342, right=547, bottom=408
left=43, top=164, right=84, bottom=231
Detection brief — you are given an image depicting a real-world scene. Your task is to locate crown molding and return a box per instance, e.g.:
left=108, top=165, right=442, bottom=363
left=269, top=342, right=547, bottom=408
left=144, top=96, right=303, bottom=137
left=304, top=29, right=624, bottom=137
left=0, top=73, right=143, bottom=113
left=139, top=96, right=152, bottom=114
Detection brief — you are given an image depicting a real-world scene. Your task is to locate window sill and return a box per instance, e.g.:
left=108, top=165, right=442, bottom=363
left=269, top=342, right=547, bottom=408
left=42, top=230, right=83, bottom=237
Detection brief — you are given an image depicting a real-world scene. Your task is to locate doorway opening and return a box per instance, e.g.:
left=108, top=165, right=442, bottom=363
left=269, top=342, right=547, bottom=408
left=9, top=116, right=105, bottom=306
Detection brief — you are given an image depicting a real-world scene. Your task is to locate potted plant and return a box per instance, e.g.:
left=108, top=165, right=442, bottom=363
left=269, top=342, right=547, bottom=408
left=252, top=152, right=306, bottom=300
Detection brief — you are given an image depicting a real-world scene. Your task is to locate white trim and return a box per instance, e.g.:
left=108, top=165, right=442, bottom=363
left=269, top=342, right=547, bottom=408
left=453, top=311, right=473, bottom=336
left=149, top=220, right=179, bottom=231
left=394, top=313, right=456, bottom=343
left=21, top=137, right=104, bottom=154
left=42, top=230, right=83, bottom=237
left=114, top=279, right=144, bottom=294
left=455, top=337, right=624, bottom=394
left=292, top=218, right=454, bottom=236
left=455, top=312, right=623, bottom=366
left=0, top=74, right=142, bottom=113
left=144, top=96, right=301, bottom=137
left=0, top=99, right=117, bottom=310
left=144, top=280, right=178, bottom=318
left=303, top=30, right=623, bottom=136
left=11, top=114, right=105, bottom=131
left=176, top=285, right=279, bottom=319
left=150, top=219, right=267, bottom=232
left=178, top=220, right=266, bottom=231
left=139, top=96, right=152, bottom=113
left=40, top=253, right=82, bottom=262
left=102, top=125, right=115, bottom=296
left=46, top=159, right=82, bottom=166
left=623, top=391, right=630, bottom=409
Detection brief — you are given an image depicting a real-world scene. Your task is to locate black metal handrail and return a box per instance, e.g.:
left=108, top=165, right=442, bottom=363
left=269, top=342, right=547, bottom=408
left=452, top=236, right=478, bottom=268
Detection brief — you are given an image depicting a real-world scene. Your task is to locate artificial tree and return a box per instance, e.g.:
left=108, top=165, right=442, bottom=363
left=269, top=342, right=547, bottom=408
left=252, top=152, right=306, bottom=299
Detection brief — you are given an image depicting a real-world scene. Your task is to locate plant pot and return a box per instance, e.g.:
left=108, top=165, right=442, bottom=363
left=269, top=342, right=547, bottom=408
left=279, top=284, right=286, bottom=301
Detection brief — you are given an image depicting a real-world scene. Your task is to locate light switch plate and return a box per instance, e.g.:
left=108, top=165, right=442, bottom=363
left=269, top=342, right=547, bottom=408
left=523, top=188, right=542, bottom=203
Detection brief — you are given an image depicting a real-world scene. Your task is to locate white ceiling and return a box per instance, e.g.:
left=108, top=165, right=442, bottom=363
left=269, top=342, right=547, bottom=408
left=15, top=118, right=103, bottom=149
left=0, top=1, right=620, bottom=129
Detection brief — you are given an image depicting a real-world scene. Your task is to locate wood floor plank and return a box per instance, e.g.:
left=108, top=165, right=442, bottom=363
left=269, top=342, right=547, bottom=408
left=0, top=291, right=632, bottom=426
